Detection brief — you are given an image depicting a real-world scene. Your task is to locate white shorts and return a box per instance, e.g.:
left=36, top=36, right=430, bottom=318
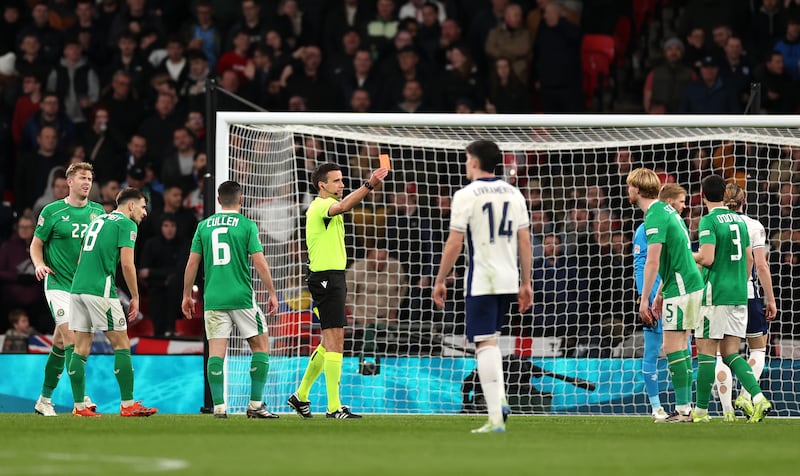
left=69, top=294, right=127, bottom=332
left=204, top=307, right=268, bottom=340
left=45, top=289, right=71, bottom=327
left=661, top=290, right=702, bottom=332
left=697, top=305, right=747, bottom=339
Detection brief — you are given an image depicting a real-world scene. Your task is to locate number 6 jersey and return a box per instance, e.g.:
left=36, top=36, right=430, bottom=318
left=450, top=177, right=529, bottom=297
left=34, top=198, right=105, bottom=293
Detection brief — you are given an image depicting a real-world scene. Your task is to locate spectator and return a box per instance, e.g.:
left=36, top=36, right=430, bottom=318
left=322, top=0, right=372, bottom=54
left=137, top=92, right=182, bottom=169
left=366, top=0, right=399, bottom=58
left=337, top=48, right=382, bottom=111
left=123, top=164, right=163, bottom=213
left=272, top=0, right=314, bottom=50
left=683, top=27, right=707, bottom=72
left=227, top=0, right=268, bottom=49
left=754, top=50, right=799, bottom=113
left=752, top=0, right=787, bottom=62
left=0, top=4, right=22, bottom=57
left=486, top=57, right=531, bottom=114
left=102, top=31, right=154, bottom=102
left=240, top=44, right=275, bottom=106
left=679, top=56, right=741, bottom=113
left=643, top=37, right=695, bottom=113
left=534, top=2, right=583, bottom=112
left=773, top=15, right=800, bottom=80
left=144, top=184, right=197, bottom=244
left=181, top=50, right=211, bottom=112
left=485, top=3, right=532, bottom=84
left=94, top=178, right=120, bottom=207
left=14, top=33, right=50, bottom=82
left=32, top=168, right=68, bottom=219
left=98, top=70, right=145, bottom=139
left=414, top=2, right=443, bottom=65
left=80, top=106, right=125, bottom=182
left=139, top=214, right=189, bottom=336
left=468, top=0, right=508, bottom=71
left=709, top=23, right=733, bottom=60
left=437, top=45, right=484, bottom=112
left=3, top=309, right=39, bottom=353
left=216, top=30, right=251, bottom=82
left=66, top=0, right=107, bottom=67
left=349, top=88, right=373, bottom=112
left=386, top=182, right=427, bottom=286
left=719, top=36, right=753, bottom=108
left=11, top=74, right=43, bottom=148
left=285, top=45, right=337, bottom=110
left=161, top=127, right=198, bottom=193
left=155, top=36, right=189, bottom=93
left=345, top=247, right=408, bottom=354
left=530, top=206, right=555, bottom=260
left=20, top=92, right=76, bottom=155
left=399, top=0, right=446, bottom=24
left=107, top=0, right=164, bottom=48
left=185, top=111, right=206, bottom=145
left=393, top=78, right=429, bottom=112
left=183, top=0, right=221, bottom=70
left=46, top=38, right=100, bottom=130
left=15, top=126, right=65, bottom=215
left=18, top=2, right=63, bottom=61
left=327, top=28, right=362, bottom=79
left=381, top=45, right=431, bottom=109
left=434, top=18, right=463, bottom=65
left=0, top=217, right=47, bottom=333
left=527, top=0, right=579, bottom=52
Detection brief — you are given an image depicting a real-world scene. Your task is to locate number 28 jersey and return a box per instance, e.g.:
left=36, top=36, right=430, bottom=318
left=450, top=177, right=529, bottom=297
left=71, top=211, right=137, bottom=298
left=34, top=198, right=105, bottom=292
left=190, top=211, right=263, bottom=310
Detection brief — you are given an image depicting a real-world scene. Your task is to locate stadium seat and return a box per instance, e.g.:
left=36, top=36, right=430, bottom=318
left=127, top=318, right=155, bottom=338
left=581, top=34, right=615, bottom=110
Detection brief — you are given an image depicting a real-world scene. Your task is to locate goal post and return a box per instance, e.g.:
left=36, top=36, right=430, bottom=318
left=214, top=112, right=800, bottom=416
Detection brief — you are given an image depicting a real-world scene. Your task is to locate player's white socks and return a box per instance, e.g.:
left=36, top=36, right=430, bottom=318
left=715, top=354, right=733, bottom=413
left=476, top=345, right=505, bottom=425
left=740, top=348, right=766, bottom=400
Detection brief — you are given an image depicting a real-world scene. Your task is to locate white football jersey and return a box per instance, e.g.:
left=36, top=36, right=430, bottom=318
left=450, top=177, right=529, bottom=297
left=741, top=213, right=766, bottom=299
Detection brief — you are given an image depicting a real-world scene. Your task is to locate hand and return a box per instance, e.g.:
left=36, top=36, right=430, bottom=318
left=432, top=282, right=447, bottom=309
left=188, top=38, right=203, bottom=50
left=639, top=298, right=654, bottom=327
left=652, top=293, right=663, bottom=319
left=243, top=60, right=256, bottom=80
left=34, top=265, right=54, bottom=281
left=267, top=294, right=279, bottom=316
left=517, top=282, right=533, bottom=313
left=127, top=296, right=139, bottom=322
left=181, top=296, right=195, bottom=319
left=765, top=300, right=778, bottom=321
left=369, top=167, right=389, bottom=187
left=138, top=268, right=150, bottom=279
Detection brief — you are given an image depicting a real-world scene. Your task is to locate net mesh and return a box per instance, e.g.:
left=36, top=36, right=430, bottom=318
left=220, top=120, right=800, bottom=416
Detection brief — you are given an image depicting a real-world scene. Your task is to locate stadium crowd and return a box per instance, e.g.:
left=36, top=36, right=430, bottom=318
left=1, top=0, right=799, bottom=351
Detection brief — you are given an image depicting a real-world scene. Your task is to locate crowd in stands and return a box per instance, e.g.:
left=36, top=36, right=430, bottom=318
left=0, top=1, right=799, bottom=351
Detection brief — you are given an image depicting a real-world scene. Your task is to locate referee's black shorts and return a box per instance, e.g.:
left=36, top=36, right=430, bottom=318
left=307, top=270, right=347, bottom=329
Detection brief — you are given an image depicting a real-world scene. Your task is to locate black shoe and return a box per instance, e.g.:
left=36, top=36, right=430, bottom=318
left=326, top=406, right=362, bottom=419
left=288, top=393, right=313, bottom=418
left=246, top=403, right=279, bottom=419
left=213, top=412, right=227, bottom=419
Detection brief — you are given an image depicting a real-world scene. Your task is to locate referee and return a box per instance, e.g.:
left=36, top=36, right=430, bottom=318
left=288, top=162, right=389, bottom=419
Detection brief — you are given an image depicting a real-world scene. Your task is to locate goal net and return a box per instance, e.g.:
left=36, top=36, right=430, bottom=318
left=216, top=113, right=800, bottom=416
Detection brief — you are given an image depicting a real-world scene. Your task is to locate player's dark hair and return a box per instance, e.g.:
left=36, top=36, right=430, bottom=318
left=466, top=140, right=502, bottom=173
left=218, top=180, right=242, bottom=206
left=116, top=187, right=146, bottom=206
left=311, top=163, right=341, bottom=192
left=701, top=174, right=726, bottom=202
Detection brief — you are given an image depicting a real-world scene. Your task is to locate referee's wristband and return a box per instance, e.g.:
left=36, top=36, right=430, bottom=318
left=363, top=181, right=374, bottom=190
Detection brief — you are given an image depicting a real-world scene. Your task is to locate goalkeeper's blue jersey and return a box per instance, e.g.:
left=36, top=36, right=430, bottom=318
left=633, top=222, right=663, bottom=333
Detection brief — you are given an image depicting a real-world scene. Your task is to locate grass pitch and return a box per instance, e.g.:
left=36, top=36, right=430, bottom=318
left=0, top=414, right=798, bottom=476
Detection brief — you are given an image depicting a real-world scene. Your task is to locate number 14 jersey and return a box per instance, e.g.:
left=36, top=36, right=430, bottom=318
left=450, top=177, right=529, bottom=297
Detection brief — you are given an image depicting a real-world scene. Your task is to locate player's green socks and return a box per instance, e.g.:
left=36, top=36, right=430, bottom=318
left=695, top=354, right=716, bottom=410
left=207, top=356, right=225, bottom=405
left=64, top=344, right=74, bottom=377
left=297, top=344, right=326, bottom=401
left=323, top=351, right=343, bottom=412
left=666, top=350, right=692, bottom=406
left=723, top=353, right=762, bottom=399
left=249, top=352, right=269, bottom=402
left=681, top=348, right=694, bottom=405
left=68, top=353, right=87, bottom=404
left=41, top=345, right=66, bottom=398
left=114, top=349, right=135, bottom=401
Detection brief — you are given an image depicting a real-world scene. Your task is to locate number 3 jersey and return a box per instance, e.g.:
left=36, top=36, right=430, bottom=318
left=698, top=207, right=750, bottom=306
left=34, top=198, right=105, bottom=293
left=190, top=211, right=263, bottom=310
left=450, top=177, right=529, bottom=297
left=71, top=211, right=137, bottom=298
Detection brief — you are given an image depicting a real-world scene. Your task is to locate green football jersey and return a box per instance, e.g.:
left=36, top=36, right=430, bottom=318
left=71, top=212, right=138, bottom=298
left=644, top=201, right=704, bottom=299
left=698, top=207, right=750, bottom=305
left=191, top=211, right=262, bottom=310
left=306, top=197, right=346, bottom=272
left=34, top=199, right=105, bottom=292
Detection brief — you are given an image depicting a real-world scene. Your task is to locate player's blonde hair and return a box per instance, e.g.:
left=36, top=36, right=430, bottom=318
left=65, top=162, right=94, bottom=178
left=626, top=168, right=661, bottom=199
left=659, top=183, right=687, bottom=201
left=724, top=182, right=745, bottom=211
